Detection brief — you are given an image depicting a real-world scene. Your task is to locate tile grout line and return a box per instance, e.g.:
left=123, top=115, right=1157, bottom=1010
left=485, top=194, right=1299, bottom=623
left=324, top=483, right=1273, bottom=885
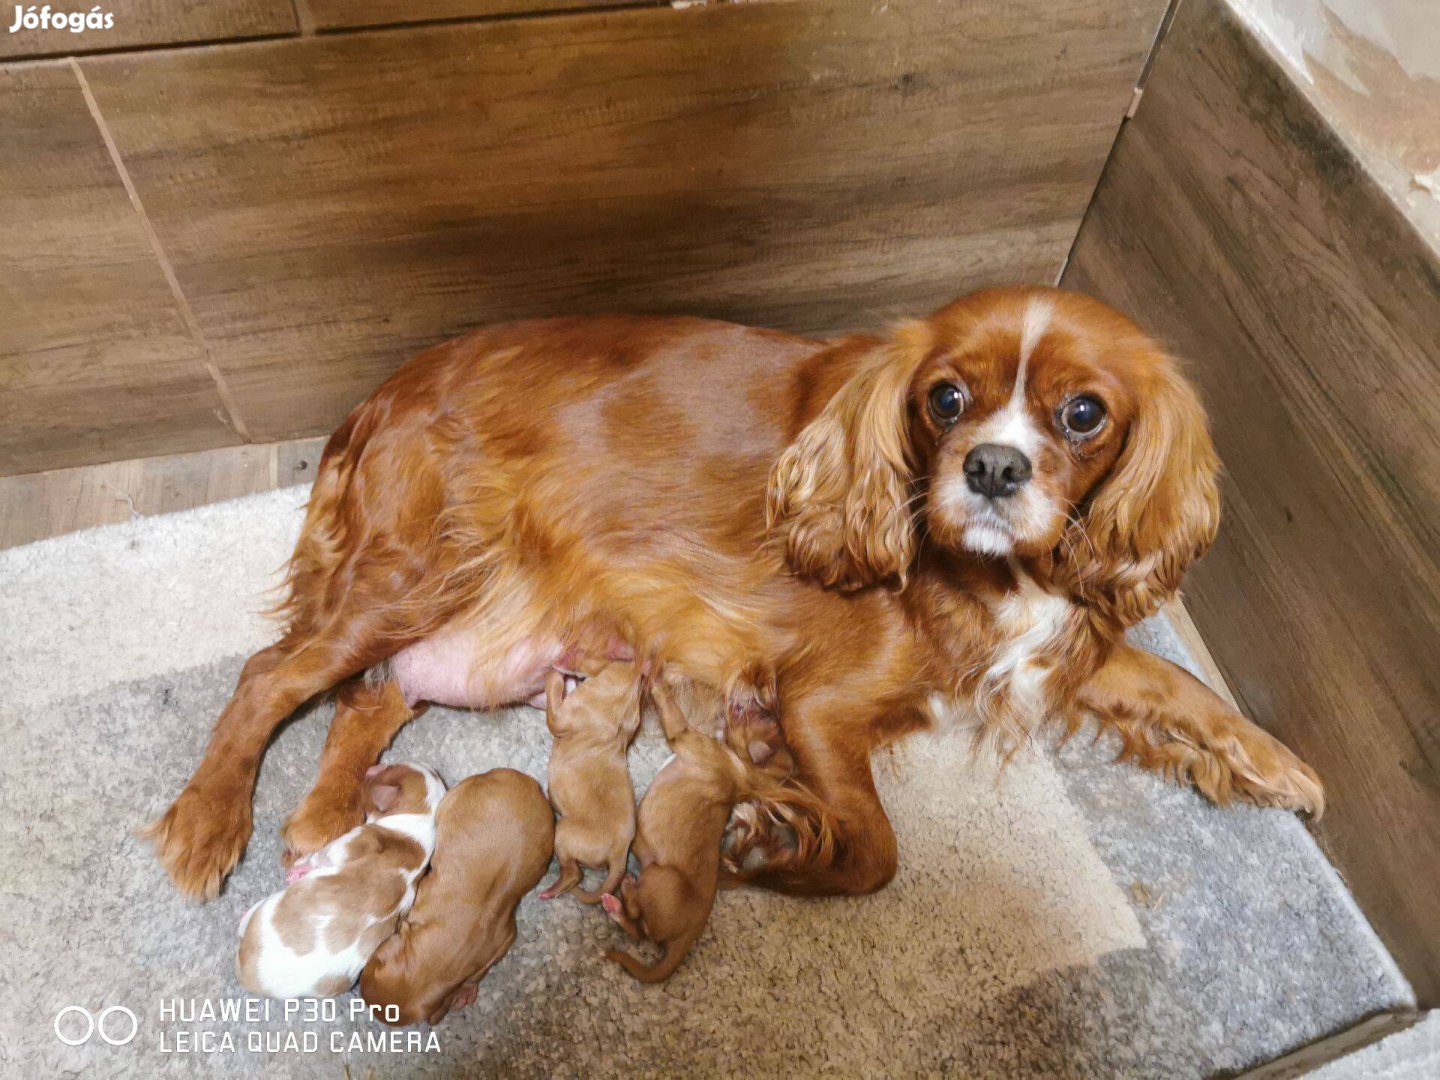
left=68, top=57, right=254, bottom=443
left=1055, top=0, right=1183, bottom=288
left=290, top=0, right=316, bottom=36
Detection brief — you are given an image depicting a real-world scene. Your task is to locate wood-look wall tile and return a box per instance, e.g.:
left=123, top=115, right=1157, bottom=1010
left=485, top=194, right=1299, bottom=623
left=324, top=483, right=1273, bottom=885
left=1064, top=0, right=1440, bottom=1003
left=0, top=60, right=236, bottom=474
left=79, top=0, right=1164, bottom=442
left=306, top=0, right=644, bottom=32
left=0, top=0, right=295, bottom=60
left=0, top=434, right=325, bottom=548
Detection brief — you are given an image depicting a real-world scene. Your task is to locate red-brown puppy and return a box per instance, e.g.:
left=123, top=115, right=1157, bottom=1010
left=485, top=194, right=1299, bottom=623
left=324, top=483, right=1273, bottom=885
left=360, top=769, right=554, bottom=1026
left=602, top=677, right=815, bottom=983
left=539, top=662, right=642, bottom=903
left=148, top=287, right=1322, bottom=903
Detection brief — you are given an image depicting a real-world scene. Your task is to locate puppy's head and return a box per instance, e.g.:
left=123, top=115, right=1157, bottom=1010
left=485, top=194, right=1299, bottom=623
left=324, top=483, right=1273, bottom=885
left=361, top=762, right=446, bottom=821
left=360, top=932, right=447, bottom=1027
left=767, top=286, right=1219, bottom=623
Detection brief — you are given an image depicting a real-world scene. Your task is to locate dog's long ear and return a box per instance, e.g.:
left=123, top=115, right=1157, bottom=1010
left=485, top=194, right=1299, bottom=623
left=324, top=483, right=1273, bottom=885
left=766, top=326, right=927, bottom=590
left=1054, top=358, right=1220, bottom=625
left=367, top=782, right=402, bottom=815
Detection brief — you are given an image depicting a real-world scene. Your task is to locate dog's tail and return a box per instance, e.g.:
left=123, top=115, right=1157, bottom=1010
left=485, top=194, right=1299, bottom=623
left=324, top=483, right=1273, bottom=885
left=605, top=923, right=704, bottom=984
left=571, top=849, right=628, bottom=905
left=538, top=858, right=582, bottom=900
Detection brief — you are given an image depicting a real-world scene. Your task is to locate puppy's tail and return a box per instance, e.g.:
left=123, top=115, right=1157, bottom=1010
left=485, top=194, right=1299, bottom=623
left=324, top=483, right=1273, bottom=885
left=605, top=923, right=703, bottom=984
left=538, top=858, right=582, bottom=900
left=571, top=852, right=628, bottom=905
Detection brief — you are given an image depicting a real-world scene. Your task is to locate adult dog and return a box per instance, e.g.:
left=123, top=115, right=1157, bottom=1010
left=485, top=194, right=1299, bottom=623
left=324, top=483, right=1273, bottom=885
left=146, top=286, right=1322, bottom=900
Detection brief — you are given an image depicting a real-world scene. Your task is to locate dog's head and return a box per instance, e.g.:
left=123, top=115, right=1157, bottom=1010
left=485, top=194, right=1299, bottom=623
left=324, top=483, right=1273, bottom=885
left=767, top=286, right=1219, bottom=624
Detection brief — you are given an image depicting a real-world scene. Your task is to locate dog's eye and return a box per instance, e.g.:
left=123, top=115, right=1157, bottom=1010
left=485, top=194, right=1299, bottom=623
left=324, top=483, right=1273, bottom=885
left=928, top=382, right=965, bottom=426
left=1059, top=395, right=1107, bottom=438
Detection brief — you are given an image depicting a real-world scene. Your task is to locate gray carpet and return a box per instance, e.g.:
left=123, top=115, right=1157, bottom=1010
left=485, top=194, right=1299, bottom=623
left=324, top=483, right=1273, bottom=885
left=0, top=487, right=1414, bottom=1078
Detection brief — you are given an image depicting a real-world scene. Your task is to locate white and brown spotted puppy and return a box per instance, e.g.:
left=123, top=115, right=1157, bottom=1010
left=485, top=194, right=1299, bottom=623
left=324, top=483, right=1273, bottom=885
left=236, top=762, right=444, bottom=999
left=360, top=769, right=555, bottom=1025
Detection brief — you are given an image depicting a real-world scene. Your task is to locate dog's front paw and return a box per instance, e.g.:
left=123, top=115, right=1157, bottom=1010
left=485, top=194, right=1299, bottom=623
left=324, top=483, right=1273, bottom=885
left=1128, top=711, right=1325, bottom=819
left=281, top=786, right=362, bottom=865
left=140, top=782, right=253, bottom=900
left=721, top=802, right=799, bottom=876
left=1216, top=726, right=1325, bottom=818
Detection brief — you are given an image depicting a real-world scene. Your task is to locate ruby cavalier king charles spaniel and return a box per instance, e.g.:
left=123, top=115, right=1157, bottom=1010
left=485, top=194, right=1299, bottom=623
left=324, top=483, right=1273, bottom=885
left=146, top=286, right=1322, bottom=901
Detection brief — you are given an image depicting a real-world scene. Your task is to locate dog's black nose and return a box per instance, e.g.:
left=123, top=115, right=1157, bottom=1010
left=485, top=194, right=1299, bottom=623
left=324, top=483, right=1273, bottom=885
left=963, top=443, right=1032, bottom=499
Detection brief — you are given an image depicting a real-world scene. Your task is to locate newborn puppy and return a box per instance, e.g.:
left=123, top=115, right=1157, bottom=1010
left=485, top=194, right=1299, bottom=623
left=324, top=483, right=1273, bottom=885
left=237, top=763, right=444, bottom=999
left=602, top=677, right=793, bottom=982
left=360, top=769, right=555, bottom=1025
left=540, top=662, right=642, bottom=902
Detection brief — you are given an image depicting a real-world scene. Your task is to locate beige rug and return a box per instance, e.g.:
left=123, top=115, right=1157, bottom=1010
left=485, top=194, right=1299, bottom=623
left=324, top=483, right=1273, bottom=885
left=0, top=486, right=1412, bottom=1077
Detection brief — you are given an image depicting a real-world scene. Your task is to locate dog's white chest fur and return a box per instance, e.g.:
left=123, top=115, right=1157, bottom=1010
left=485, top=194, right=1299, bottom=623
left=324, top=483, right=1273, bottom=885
left=983, top=569, right=1070, bottom=717
left=928, top=569, right=1072, bottom=737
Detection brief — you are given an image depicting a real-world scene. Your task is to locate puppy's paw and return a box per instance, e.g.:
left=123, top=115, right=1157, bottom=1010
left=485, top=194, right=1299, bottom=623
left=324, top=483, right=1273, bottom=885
left=724, top=678, right=795, bottom=772
left=450, top=981, right=479, bottom=1011
left=726, top=670, right=778, bottom=727
left=280, top=786, right=362, bottom=866
left=600, top=893, right=622, bottom=918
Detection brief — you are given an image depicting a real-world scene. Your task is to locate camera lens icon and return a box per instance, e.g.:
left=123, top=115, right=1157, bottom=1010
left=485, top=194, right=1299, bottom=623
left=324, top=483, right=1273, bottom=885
left=54, top=1005, right=138, bottom=1046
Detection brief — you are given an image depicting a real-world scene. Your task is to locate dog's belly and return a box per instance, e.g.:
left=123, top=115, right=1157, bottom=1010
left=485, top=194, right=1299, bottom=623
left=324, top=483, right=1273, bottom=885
left=391, top=629, right=563, bottom=710
left=390, top=620, right=638, bottom=710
